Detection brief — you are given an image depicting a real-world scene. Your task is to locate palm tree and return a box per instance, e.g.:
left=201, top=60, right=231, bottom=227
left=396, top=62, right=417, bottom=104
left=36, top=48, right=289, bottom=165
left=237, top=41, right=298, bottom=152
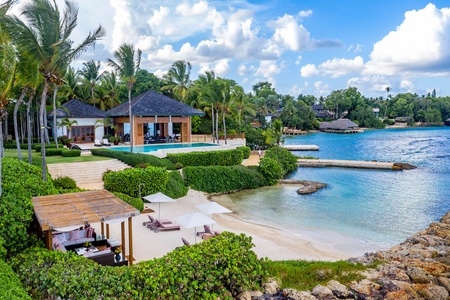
left=232, top=85, right=254, bottom=129
left=61, top=66, right=82, bottom=101
left=79, top=60, right=102, bottom=107
left=195, top=71, right=217, bottom=142
left=3, top=0, right=104, bottom=180
left=385, top=86, right=391, bottom=118
left=101, top=71, right=120, bottom=110
left=263, top=119, right=284, bottom=146
left=162, top=60, right=192, bottom=102
left=108, top=44, right=141, bottom=153
left=57, top=117, right=78, bottom=139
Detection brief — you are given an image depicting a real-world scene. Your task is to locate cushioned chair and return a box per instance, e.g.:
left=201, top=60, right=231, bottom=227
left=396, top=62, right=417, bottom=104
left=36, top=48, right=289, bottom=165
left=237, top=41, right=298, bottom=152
left=102, top=139, right=111, bottom=146
left=152, top=220, right=180, bottom=232
left=94, top=139, right=102, bottom=147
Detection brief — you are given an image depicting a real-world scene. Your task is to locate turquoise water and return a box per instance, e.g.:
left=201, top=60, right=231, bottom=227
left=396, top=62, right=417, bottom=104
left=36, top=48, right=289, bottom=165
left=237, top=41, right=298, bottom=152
left=110, top=143, right=218, bottom=153
left=222, top=127, right=450, bottom=250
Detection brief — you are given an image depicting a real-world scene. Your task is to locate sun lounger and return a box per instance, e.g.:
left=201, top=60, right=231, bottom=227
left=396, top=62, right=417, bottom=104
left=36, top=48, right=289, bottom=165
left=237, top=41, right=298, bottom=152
left=94, top=139, right=102, bottom=147
left=68, top=142, right=89, bottom=151
left=146, top=215, right=172, bottom=228
left=102, top=139, right=111, bottom=146
left=196, top=224, right=214, bottom=236
left=181, top=238, right=190, bottom=246
left=152, top=220, right=180, bottom=232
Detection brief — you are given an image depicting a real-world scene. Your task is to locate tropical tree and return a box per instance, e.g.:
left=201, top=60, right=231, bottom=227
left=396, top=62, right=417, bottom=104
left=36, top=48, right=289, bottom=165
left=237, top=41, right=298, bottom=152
left=108, top=43, right=141, bottom=153
left=3, top=0, right=104, bottom=180
left=262, top=119, right=284, bottom=146
left=61, top=66, right=82, bottom=101
left=162, top=60, right=192, bottom=102
left=79, top=59, right=102, bottom=107
left=195, top=71, right=218, bottom=142
left=101, top=71, right=120, bottom=110
left=57, top=117, right=78, bottom=139
left=233, top=85, right=254, bottom=129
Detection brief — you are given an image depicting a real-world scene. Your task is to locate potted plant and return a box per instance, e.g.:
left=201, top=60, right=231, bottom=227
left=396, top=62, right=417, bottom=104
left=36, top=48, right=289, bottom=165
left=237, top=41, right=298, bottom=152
left=110, top=136, right=121, bottom=145
left=114, top=248, right=122, bottom=261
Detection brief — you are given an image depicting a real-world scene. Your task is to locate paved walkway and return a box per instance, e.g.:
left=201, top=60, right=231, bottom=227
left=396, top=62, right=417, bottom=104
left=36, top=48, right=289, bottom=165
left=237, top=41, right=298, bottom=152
left=241, top=154, right=261, bottom=166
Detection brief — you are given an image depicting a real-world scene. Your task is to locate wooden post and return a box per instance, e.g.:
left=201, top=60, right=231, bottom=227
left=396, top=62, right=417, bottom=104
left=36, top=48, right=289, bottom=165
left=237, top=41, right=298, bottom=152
left=46, top=231, right=52, bottom=250
left=106, top=224, right=110, bottom=239
left=121, top=221, right=126, bottom=257
left=128, top=217, right=133, bottom=265
left=101, top=222, right=105, bottom=236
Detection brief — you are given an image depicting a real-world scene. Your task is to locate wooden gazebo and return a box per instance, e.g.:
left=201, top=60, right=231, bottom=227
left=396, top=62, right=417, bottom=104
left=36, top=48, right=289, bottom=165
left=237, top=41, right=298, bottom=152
left=32, top=190, right=140, bottom=265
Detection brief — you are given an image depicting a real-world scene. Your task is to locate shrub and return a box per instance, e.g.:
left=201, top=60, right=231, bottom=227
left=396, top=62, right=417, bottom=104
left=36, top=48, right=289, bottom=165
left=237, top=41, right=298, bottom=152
left=264, top=146, right=298, bottom=176
left=167, top=149, right=243, bottom=166
left=33, top=143, right=57, bottom=152
left=164, top=170, right=188, bottom=199
left=10, top=233, right=267, bottom=299
left=113, top=192, right=144, bottom=211
left=53, top=176, right=78, bottom=190
left=0, top=259, right=31, bottom=300
left=90, top=148, right=175, bottom=170
left=183, top=165, right=267, bottom=193
left=383, top=118, right=395, bottom=125
left=45, top=148, right=63, bottom=156
left=258, top=157, right=283, bottom=185
left=62, top=149, right=81, bottom=157
left=236, top=146, right=251, bottom=159
left=103, top=166, right=169, bottom=198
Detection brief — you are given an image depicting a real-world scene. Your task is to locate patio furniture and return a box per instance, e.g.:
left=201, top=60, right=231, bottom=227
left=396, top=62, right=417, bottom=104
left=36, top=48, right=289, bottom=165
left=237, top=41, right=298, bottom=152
left=152, top=220, right=180, bottom=233
left=102, top=139, right=111, bottom=146
left=94, top=139, right=102, bottom=147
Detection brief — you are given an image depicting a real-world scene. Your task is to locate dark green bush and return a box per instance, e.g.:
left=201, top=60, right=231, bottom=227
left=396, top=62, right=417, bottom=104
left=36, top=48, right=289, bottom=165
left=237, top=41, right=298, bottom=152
left=167, top=149, right=243, bottom=166
left=33, top=143, right=57, bottom=152
left=103, top=166, right=169, bottom=197
left=258, top=157, right=283, bottom=185
left=62, top=149, right=81, bottom=157
left=10, top=233, right=267, bottom=299
left=164, top=170, right=188, bottom=199
left=113, top=192, right=144, bottom=211
left=44, top=148, right=63, bottom=156
left=0, top=259, right=31, bottom=300
left=53, top=176, right=78, bottom=190
left=383, top=118, right=395, bottom=125
left=236, top=146, right=251, bottom=159
left=264, top=146, right=298, bottom=175
left=90, top=148, right=175, bottom=169
left=3, top=143, right=31, bottom=150
left=183, top=165, right=267, bottom=193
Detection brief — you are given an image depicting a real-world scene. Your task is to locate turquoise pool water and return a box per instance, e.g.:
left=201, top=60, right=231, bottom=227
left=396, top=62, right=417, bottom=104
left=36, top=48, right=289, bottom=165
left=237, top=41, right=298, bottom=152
left=110, top=142, right=219, bottom=153
left=218, top=127, right=450, bottom=251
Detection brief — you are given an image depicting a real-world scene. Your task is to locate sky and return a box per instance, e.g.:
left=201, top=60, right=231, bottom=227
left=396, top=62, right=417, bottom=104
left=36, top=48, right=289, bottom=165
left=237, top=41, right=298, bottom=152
left=9, top=0, right=450, bottom=98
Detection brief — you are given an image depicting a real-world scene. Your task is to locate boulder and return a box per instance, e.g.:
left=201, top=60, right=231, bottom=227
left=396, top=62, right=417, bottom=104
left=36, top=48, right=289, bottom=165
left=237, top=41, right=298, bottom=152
left=349, top=279, right=380, bottom=296
left=283, top=289, right=317, bottom=300
left=263, top=278, right=280, bottom=295
left=414, top=284, right=449, bottom=300
left=311, top=285, right=334, bottom=299
left=407, top=267, right=432, bottom=284
left=326, top=280, right=352, bottom=298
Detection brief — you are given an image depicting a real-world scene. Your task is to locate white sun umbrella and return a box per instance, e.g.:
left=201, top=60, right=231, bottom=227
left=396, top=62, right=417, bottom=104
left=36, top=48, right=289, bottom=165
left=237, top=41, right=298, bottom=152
left=196, top=201, right=231, bottom=229
left=142, top=192, right=176, bottom=219
left=176, top=212, right=216, bottom=242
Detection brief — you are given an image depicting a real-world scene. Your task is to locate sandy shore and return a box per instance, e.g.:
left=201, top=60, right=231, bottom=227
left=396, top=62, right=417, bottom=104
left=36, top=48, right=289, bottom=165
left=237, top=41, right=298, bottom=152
left=96, top=188, right=369, bottom=264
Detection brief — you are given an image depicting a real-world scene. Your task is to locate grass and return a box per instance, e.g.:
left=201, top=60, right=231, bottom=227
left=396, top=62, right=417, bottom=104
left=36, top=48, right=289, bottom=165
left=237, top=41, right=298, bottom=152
left=3, top=149, right=112, bottom=164
left=266, top=260, right=373, bottom=291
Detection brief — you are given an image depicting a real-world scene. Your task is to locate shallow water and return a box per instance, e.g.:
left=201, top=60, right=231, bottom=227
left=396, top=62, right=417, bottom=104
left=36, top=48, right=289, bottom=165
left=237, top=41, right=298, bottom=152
left=221, top=127, right=450, bottom=251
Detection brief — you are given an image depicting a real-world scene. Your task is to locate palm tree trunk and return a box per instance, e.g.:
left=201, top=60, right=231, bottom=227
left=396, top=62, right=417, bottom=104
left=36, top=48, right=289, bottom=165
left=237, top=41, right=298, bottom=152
left=52, top=86, right=59, bottom=148
left=211, top=104, right=215, bottom=143
left=14, top=88, right=27, bottom=160
left=0, top=109, right=7, bottom=196
left=27, top=91, right=34, bottom=164
left=128, top=87, right=133, bottom=153
left=215, top=111, right=219, bottom=143
left=40, top=81, right=49, bottom=181
left=223, top=112, right=227, bottom=145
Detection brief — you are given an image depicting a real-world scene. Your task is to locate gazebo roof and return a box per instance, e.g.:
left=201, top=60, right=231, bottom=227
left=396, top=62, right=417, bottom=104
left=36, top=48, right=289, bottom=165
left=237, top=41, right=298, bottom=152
left=320, top=119, right=359, bottom=130
left=48, top=99, right=107, bottom=119
left=106, top=90, right=204, bottom=117
left=32, top=190, right=140, bottom=231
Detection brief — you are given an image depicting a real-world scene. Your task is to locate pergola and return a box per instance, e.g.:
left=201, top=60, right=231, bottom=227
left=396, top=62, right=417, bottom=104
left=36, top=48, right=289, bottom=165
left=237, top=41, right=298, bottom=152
left=32, top=190, right=140, bottom=265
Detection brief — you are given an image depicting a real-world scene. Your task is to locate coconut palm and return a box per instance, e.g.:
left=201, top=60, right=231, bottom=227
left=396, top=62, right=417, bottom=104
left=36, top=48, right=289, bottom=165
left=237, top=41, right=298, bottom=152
left=2, top=0, right=104, bottom=180
left=61, top=66, right=82, bottom=101
left=101, top=71, right=120, bottom=110
left=162, top=60, right=192, bottom=102
left=195, top=71, right=218, bottom=142
left=263, top=119, right=284, bottom=146
left=108, top=43, right=141, bottom=153
left=57, top=117, right=78, bottom=139
left=232, top=85, right=255, bottom=129
left=79, top=60, right=102, bottom=107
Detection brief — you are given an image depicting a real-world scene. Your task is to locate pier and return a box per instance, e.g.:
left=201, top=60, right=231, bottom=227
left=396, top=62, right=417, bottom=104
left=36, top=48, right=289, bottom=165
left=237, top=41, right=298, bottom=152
left=297, top=159, right=416, bottom=170
left=283, top=145, right=320, bottom=151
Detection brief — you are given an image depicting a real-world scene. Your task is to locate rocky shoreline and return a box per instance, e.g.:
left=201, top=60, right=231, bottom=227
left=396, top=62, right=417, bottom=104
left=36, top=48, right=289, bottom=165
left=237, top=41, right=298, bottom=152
left=239, top=211, right=450, bottom=300
left=278, top=179, right=328, bottom=195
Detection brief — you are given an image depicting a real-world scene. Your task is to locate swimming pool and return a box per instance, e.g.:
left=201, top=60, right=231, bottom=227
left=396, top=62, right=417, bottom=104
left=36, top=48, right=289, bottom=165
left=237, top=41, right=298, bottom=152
left=110, top=143, right=219, bottom=153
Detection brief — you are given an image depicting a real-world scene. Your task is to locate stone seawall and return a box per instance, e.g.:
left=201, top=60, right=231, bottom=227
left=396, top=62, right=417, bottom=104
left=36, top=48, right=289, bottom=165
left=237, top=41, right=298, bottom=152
left=239, top=211, right=450, bottom=300
left=297, top=159, right=416, bottom=171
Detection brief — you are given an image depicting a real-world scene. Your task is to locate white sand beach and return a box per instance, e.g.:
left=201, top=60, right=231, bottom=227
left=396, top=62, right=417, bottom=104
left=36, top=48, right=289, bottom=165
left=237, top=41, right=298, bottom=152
left=98, top=189, right=369, bottom=264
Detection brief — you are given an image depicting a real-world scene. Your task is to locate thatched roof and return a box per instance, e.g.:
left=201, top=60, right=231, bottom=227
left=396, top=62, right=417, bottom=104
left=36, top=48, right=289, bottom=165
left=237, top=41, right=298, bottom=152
left=32, top=190, right=140, bottom=231
left=320, top=119, right=359, bottom=130
left=48, top=99, right=107, bottom=119
left=107, top=90, right=204, bottom=117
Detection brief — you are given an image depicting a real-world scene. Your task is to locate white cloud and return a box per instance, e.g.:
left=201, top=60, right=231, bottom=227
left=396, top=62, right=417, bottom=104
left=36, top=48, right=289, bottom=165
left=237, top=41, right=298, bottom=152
left=347, top=44, right=362, bottom=53
left=347, top=75, right=391, bottom=95
left=300, top=64, right=319, bottom=77
left=268, top=14, right=310, bottom=51
left=237, top=64, right=256, bottom=76
left=295, top=55, right=302, bottom=65
left=254, top=61, right=281, bottom=84
left=319, top=56, right=365, bottom=78
left=365, top=4, right=450, bottom=76
left=298, top=10, right=313, bottom=18
left=313, top=81, right=330, bottom=96
left=213, top=59, right=230, bottom=76
left=400, top=80, right=415, bottom=93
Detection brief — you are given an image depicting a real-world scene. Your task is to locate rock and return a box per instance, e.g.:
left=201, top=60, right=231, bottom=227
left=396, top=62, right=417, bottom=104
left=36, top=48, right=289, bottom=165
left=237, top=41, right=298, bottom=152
left=283, top=289, right=317, bottom=300
left=438, top=277, right=450, bottom=292
left=326, top=280, right=352, bottom=298
left=407, top=267, right=432, bottom=284
left=349, top=279, right=380, bottom=296
left=414, top=284, right=449, bottom=300
left=235, top=291, right=252, bottom=300
left=263, top=278, right=280, bottom=295
left=311, top=285, right=334, bottom=299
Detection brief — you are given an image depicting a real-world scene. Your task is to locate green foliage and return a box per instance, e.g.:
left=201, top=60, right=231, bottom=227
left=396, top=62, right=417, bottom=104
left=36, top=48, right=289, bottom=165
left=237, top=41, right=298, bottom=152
left=243, top=125, right=270, bottom=150
left=183, top=165, right=267, bottom=193
left=10, top=233, right=267, bottom=299
left=258, top=157, right=283, bottom=185
left=33, top=143, right=57, bottom=152
left=61, top=149, right=81, bottom=157
left=164, top=171, right=188, bottom=199
left=383, top=118, right=395, bottom=125
left=167, top=149, right=243, bottom=167
left=0, top=259, right=31, bottom=300
left=103, top=166, right=169, bottom=198
left=236, top=146, right=251, bottom=159
left=266, top=260, right=369, bottom=291
left=90, top=148, right=175, bottom=169
left=113, top=192, right=144, bottom=211
left=264, top=146, right=298, bottom=175
left=53, top=176, right=78, bottom=190
left=44, top=148, right=63, bottom=156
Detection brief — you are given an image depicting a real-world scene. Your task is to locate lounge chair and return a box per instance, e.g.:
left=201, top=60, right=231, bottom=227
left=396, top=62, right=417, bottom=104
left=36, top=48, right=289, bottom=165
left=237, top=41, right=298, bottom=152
left=68, top=142, right=89, bottom=151
left=143, top=215, right=172, bottom=228
left=94, top=139, right=102, bottom=147
left=152, top=220, right=180, bottom=232
left=196, top=225, right=213, bottom=236
left=181, top=238, right=190, bottom=246
left=102, top=139, right=111, bottom=146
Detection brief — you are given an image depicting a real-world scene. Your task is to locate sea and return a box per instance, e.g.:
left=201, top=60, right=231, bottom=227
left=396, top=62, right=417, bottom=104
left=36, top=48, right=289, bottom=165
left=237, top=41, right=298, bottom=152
left=216, top=127, right=450, bottom=253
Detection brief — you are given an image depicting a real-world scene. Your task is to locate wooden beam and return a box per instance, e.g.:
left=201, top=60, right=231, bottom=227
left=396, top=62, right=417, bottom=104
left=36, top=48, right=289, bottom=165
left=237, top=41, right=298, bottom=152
left=121, top=221, right=126, bottom=257
left=128, top=217, right=133, bottom=265
left=46, top=231, right=52, bottom=250
left=106, top=224, right=110, bottom=239
left=101, top=222, right=104, bottom=236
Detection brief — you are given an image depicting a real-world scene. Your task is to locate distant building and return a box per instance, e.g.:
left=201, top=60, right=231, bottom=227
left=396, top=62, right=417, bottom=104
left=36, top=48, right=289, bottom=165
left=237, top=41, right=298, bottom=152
left=394, top=117, right=409, bottom=123
left=319, top=119, right=362, bottom=134
left=311, top=104, right=334, bottom=119
left=265, top=113, right=279, bottom=124
left=373, top=108, right=380, bottom=118
left=445, top=118, right=450, bottom=126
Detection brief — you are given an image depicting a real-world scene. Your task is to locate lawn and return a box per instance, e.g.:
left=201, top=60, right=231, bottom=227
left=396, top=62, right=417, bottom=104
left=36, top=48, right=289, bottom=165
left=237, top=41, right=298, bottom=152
left=3, top=149, right=112, bottom=164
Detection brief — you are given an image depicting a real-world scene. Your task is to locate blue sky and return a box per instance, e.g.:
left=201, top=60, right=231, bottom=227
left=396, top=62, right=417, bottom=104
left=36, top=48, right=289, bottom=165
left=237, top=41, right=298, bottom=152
left=11, top=0, right=450, bottom=98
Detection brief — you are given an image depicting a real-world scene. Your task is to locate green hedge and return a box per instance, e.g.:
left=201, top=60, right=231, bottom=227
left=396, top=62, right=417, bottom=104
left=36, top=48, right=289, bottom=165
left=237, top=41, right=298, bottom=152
left=45, top=148, right=64, bottom=156
left=264, top=146, right=298, bottom=175
left=90, top=148, right=175, bottom=169
left=164, top=170, right=189, bottom=199
left=0, top=260, right=31, bottom=300
left=62, top=149, right=81, bottom=157
left=258, top=157, right=283, bottom=185
left=167, top=149, right=243, bottom=167
left=236, top=146, right=251, bottom=159
left=113, top=192, right=144, bottom=211
left=183, top=165, right=267, bottom=193
left=103, top=167, right=169, bottom=198
left=10, top=233, right=267, bottom=299
left=33, top=143, right=57, bottom=152
left=53, top=176, right=78, bottom=190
